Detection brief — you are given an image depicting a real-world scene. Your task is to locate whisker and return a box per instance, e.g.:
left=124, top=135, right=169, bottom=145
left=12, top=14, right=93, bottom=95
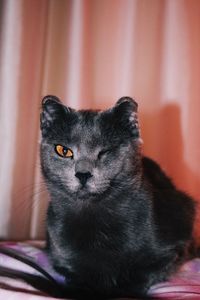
left=12, top=182, right=49, bottom=216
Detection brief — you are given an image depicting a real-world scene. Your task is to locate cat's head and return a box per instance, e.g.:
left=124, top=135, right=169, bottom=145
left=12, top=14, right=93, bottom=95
left=40, top=96, right=142, bottom=200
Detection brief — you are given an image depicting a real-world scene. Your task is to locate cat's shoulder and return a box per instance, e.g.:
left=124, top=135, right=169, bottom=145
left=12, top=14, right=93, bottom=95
left=142, top=155, right=195, bottom=212
left=142, top=156, right=175, bottom=189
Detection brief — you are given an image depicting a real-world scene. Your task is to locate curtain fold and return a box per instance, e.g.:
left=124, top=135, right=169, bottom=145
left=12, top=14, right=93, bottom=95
left=0, top=0, right=200, bottom=240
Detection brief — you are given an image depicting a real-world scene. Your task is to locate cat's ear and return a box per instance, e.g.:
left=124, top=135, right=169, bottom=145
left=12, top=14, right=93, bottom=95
left=40, top=95, right=72, bottom=136
left=113, top=96, right=140, bottom=139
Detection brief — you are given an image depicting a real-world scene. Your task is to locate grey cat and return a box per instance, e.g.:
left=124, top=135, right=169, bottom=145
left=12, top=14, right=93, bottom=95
left=40, top=95, right=195, bottom=298
left=0, top=96, right=196, bottom=299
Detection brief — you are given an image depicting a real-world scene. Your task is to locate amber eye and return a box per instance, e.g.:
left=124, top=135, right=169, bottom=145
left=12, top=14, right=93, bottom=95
left=55, top=145, right=73, bottom=158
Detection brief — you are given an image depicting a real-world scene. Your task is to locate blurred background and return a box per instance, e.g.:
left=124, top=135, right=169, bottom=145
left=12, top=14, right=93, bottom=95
left=0, top=0, right=200, bottom=240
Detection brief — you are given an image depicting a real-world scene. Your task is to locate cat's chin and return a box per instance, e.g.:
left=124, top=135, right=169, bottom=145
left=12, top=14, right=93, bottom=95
left=75, top=185, right=100, bottom=201
left=76, top=186, right=93, bottom=199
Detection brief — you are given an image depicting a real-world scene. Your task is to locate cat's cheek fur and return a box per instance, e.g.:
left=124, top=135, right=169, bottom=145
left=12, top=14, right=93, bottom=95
left=62, top=174, right=80, bottom=193
left=87, top=170, right=111, bottom=194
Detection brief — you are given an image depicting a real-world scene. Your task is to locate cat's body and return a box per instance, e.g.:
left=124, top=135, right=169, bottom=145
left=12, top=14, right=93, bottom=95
left=39, top=96, right=195, bottom=298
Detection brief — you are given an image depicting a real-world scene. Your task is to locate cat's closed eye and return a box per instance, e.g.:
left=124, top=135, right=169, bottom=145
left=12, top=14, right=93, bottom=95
left=55, top=145, right=73, bottom=158
left=98, top=149, right=112, bottom=160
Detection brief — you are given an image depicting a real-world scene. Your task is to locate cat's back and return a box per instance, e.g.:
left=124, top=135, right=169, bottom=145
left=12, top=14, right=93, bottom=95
left=142, top=156, right=195, bottom=244
left=142, top=156, right=174, bottom=189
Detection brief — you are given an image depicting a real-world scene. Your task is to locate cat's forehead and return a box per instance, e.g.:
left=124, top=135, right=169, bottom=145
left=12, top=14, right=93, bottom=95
left=70, top=110, right=104, bottom=145
left=77, top=110, right=100, bottom=126
left=60, top=109, right=122, bottom=150
left=42, top=104, right=136, bottom=148
left=41, top=96, right=140, bottom=144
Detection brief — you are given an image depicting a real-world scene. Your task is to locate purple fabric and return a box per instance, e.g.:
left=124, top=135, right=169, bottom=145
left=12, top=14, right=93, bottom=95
left=1, top=241, right=200, bottom=299
left=149, top=258, right=200, bottom=298
left=0, top=241, right=66, bottom=285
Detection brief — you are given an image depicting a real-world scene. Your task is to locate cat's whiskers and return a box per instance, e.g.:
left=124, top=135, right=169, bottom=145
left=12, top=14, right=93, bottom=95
left=91, top=178, right=111, bottom=194
left=13, top=181, right=48, bottom=215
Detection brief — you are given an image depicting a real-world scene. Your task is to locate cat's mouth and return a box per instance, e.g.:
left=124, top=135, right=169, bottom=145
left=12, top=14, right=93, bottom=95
left=75, top=183, right=102, bottom=200
left=76, top=185, right=91, bottom=198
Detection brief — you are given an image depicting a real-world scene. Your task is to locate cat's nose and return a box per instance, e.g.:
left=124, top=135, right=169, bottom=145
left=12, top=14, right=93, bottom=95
left=75, top=171, right=93, bottom=186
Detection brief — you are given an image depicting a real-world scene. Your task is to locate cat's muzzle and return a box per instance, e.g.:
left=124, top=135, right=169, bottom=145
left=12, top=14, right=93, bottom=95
left=75, top=171, right=93, bottom=187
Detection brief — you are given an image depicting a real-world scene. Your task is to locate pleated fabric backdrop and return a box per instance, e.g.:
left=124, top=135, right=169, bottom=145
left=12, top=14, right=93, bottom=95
left=0, top=0, right=200, bottom=240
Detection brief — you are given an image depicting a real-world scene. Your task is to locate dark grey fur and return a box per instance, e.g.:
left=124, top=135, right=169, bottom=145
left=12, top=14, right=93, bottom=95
left=39, top=96, right=195, bottom=299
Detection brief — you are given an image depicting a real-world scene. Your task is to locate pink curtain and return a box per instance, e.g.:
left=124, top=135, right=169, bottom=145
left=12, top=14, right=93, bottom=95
left=0, top=0, right=199, bottom=240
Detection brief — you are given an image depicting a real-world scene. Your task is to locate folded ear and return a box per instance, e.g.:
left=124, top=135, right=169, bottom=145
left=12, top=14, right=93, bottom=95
left=113, top=96, right=140, bottom=139
left=115, top=96, right=138, bottom=112
left=40, top=95, right=72, bottom=137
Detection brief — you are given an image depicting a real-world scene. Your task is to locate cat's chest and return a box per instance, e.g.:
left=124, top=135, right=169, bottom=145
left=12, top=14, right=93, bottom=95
left=48, top=208, right=126, bottom=274
left=49, top=205, right=126, bottom=251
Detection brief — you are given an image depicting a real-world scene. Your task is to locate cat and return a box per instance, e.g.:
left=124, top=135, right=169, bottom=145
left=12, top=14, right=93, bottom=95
left=40, top=96, right=195, bottom=298
left=0, top=96, right=196, bottom=299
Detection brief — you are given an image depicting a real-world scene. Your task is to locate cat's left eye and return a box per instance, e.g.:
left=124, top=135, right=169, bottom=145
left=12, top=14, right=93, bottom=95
left=55, top=145, right=73, bottom=158
left=98, top=149, right=111, bottom=160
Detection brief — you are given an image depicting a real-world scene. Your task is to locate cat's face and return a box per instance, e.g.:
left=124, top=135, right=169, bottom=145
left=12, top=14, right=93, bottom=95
left=40, top=96, right=141, bottom=199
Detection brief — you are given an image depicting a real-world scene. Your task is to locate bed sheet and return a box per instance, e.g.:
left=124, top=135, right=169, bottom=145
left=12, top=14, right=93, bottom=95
left=0, top=242, right=200, bottom=299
